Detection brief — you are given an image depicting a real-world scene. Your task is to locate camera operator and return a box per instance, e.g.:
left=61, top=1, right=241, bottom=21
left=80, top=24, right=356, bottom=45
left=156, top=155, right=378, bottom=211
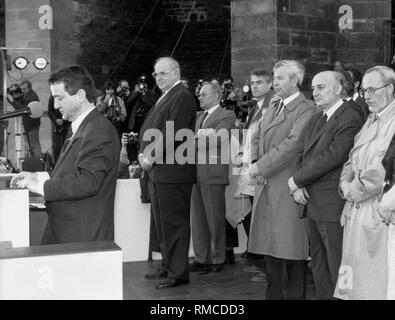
left=7, top=80, right=42, bottom=159
left=96, top=81, right=127, bottom=135
left=220, top=76, right=245, bottom=123
left=125, top=75, right=158, bottom=162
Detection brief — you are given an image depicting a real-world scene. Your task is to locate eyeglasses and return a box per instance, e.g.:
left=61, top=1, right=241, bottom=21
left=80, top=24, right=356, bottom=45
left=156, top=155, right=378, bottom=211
left=152, top=71, right=169, bottom=79
left=361, top=84, right=390, bottom=96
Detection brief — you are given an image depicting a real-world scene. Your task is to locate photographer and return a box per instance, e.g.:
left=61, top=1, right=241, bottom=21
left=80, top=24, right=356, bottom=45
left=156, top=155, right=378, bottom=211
left=96, top=81, right=127, bottom=135
left=116, top=79, right=131, bottom=102
left=220, top=76, right=245, bottom=123
left=125, top=75, right=158, bottom=162
left=7, top=80, right=42, bottom=159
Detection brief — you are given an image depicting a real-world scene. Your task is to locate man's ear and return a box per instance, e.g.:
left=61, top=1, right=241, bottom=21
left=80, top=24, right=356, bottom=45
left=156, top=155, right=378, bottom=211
left=76, top=89, right=87, bottom=101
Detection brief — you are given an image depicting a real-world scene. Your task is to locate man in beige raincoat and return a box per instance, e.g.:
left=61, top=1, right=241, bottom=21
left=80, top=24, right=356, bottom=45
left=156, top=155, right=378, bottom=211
left=334, top=66, right=395, bottom=300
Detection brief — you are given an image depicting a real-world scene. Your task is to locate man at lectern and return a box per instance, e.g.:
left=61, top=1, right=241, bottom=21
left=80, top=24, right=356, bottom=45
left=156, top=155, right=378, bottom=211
left=11, top=66, right=120, bottom=245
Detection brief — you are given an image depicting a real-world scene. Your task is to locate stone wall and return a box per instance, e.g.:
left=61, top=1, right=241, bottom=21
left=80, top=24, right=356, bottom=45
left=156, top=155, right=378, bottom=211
left=335, top=0, right=392, bottom=72
left=231, top=0, right=392, bottom=90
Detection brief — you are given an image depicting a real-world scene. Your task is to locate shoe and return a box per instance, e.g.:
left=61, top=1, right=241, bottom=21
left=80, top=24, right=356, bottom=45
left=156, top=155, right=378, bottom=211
left=225, top=249, right=235, bottom=265
left=189, top=260, right=209, bottom=272
left=243, top=265, right=261, bottom=273
left=250, top=271, right=268, bottom=283
left=155, top=278, right=189, bottom=289
left=196, top=264, right=212, bottom=275
left=145, top=270, right=168, bottom=280
left=211, top=263, right=224, bottom=272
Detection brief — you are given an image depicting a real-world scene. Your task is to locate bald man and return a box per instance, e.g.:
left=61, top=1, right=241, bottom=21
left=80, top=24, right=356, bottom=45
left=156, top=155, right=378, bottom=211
left=288, top=71, right=363, bottom=299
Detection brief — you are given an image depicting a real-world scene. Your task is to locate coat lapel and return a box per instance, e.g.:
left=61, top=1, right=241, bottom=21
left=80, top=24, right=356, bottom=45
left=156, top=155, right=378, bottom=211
left=140, top=83, right=182, bottom=134
left=304, top=101, right=347, bottom=153
left=202, top=106, right=222, bottom=129
left=263, top=94, right=304, bottom=135
left=53, top=108, right=98, bottom=174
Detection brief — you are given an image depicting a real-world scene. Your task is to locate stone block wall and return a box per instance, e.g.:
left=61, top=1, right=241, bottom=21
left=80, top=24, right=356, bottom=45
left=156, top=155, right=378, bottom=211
left=335, top=0, right=392, bottom=72
left=231, top=0, right=277, bottom=87
left=232, top=0, right=392, bottom=90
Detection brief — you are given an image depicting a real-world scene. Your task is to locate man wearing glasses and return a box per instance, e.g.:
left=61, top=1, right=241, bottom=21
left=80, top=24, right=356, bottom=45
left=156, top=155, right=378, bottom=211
left=334, top=66, right=395, bottom=299
left=138, top=57, right=197, bottom=289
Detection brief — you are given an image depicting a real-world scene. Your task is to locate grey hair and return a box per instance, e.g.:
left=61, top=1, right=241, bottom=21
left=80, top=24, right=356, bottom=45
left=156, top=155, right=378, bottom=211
left=154, top=57, right=181, bottom=78
left=364, top=66, right=395, bottom=92
left=273, top=60, right=305, bottom=87
left=202, top=82, right=222, bottom=101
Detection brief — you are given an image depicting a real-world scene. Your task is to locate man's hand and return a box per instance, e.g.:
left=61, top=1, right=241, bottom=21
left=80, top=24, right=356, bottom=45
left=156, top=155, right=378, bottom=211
left=248, top=163, right=260, bottom=179
left=138, top=154, right=152, bottom=171
left=55, top=119, right=64, bottom=126
left=10, top=171, right=38, bottom=191
left=288, top=177, right=298, bottom=194
left=340, top=181, right=357, bottom=203
left=293, top=187, right=310, bottom=205
left=6, top=94, right=14, bottom=102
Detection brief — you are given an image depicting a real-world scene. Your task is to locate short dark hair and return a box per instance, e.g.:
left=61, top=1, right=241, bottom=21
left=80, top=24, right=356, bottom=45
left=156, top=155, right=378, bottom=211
left=19, top=79, right=32, bottom=89
left=250, top=68, right=273, bottom=83
left=346, top=67, right=363, bottom=90
left=48, top=65, right=97, bottom=103
left=103, top=81, right=116, bottom=91
left=222, top=75, right=234, bottom=83
left=336, top=70, right=354, bottom=98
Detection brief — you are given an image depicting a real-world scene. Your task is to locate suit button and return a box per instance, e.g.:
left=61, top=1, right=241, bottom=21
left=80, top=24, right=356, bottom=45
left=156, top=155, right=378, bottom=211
left=356, top=204, right=360, bottom=209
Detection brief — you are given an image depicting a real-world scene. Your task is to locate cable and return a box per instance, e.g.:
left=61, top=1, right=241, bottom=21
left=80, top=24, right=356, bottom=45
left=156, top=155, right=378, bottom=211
left=108, top=0, right=161, bottom=81
left=170, top=0, right=197, bottom=57
left=218, top=28, right=231, bottom=80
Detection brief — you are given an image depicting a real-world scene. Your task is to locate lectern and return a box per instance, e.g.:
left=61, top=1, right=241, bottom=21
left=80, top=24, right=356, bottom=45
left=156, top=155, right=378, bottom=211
left=0, top=176, right=29, bottom=247
left=0, top=241, right=123, bottom=300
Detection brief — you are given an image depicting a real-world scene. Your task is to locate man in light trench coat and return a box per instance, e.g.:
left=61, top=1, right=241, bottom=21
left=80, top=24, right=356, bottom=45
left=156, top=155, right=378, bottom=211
left=248, top=60, right=315, bottom=300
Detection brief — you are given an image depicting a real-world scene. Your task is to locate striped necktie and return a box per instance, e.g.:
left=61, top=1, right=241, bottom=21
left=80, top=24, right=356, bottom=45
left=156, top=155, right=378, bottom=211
left=199, top=111, right=209, bottom=129
left=274, top=100, right=285, bottom=118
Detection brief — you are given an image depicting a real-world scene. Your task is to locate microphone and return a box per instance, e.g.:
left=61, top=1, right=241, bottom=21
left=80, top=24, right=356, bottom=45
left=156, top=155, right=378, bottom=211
left=0, top=101, right=45, bottom=120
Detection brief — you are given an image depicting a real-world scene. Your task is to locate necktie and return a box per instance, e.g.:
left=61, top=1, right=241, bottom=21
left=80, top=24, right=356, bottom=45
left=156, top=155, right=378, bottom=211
left=274, top=100, right=285, bottom=118
left=61, top=127, right=73, bottom=153
left=199, top=111, right=209, bottom=129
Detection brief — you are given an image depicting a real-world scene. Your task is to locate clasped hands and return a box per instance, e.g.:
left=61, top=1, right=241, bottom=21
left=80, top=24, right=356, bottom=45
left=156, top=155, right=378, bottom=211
left=138, top=154, right=152, bottom=171
left=248, top=163, right=265, bottom=185
left=378, top=194, right=395, bottom=226
left=10, top=172, right=38, bottom=191
left=288, top=177, right=309, bottom=205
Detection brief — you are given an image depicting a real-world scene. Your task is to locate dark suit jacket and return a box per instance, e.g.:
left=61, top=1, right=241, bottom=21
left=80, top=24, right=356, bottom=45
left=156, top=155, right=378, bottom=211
left=43, top=108, right=120, bottom=244
left=139, top=82, right=197, bottom=184
left=347, top=96, right=369, bottom=124
left=293, top=101, right=363, bottom=222
left=245, top=91, right=274, bottom=129
left=354, top=95, right=370, bottom=122
left=196, top=106, right=236, bottom=185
